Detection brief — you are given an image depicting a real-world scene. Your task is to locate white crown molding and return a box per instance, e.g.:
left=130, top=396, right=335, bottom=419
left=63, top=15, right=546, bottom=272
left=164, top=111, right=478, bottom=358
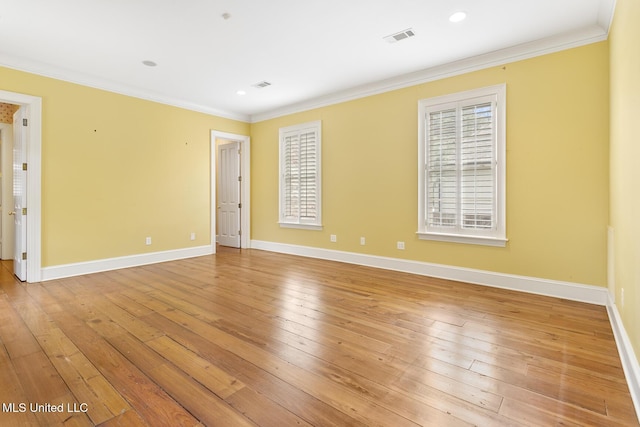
left=598, top=0, right=617, bottom=31
left=0, top=55, right=251, bottom=123
left=40, top=245, right=213, bottom=281
left=250, top=240, right=608, bottom=305
left=2, top=24, right=608, bottom=126
left=250, top=25, right=608, bottom=123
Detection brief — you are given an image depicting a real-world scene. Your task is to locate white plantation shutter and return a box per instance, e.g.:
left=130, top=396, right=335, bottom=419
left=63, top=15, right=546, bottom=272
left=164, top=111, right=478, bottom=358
left=299, top=131, right=317, bottom=220
left=283, top=133, right=300, bottom=221
left=460, top=100, right=495, bottom=230
left=419, top=85, right=506, bottom=245
left=280, top=121, right=322, bottom=228
left=427, top=107, right=457, bottom=228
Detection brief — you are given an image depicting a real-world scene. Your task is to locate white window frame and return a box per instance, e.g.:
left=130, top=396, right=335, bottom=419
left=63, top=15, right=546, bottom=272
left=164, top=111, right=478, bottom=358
left=279, top=120, right=322, bottom=230
left=417, top=84, right=507, bottom=247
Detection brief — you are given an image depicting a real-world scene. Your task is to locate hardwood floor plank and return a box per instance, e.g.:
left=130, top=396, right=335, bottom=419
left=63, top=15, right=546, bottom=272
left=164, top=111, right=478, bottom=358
left=146, top=335, right=246, bottom=399
left=149, top=363, right=254, bottom=427
left=0, top=360, right=41, bottom=426
left=141, top=300, right=419, bottom=426
left=95, top=409, right=148, bottom=427
left=140, top=311, right=374, bottom=426
left=225, top=387, right=314, bottom=427
left=12, top=350, right=70, bottom=404
left=0, top=249, right=636, bottom=426
left=470, top=359, right=607, bottom=414
left=44, top=309, right=200, bottom=427
left=0, top=296, right=41, bottom=358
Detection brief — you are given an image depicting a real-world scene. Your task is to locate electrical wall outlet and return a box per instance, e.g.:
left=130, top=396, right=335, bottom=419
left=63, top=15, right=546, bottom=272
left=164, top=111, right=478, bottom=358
left=621, top=288, right=625, bottom=308
left=330, top=234, right=337, bottom=242
left=145, top=237, right=152, bottom=245
left=397, top=241, right=405, bottom=250
left=360, top=237, right=366, bottom=245
left=190, top=232, right=196, bottom=241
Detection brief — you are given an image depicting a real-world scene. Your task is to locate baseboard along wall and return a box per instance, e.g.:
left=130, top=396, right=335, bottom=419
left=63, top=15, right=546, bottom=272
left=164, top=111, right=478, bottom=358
left=39, top=239, right=640, bottom=421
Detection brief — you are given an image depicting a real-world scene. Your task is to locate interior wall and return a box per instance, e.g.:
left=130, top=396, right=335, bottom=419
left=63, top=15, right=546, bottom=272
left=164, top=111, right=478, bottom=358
left=609, top=0, right=640, bottom=358
left=0, top=66, right=250, bottom=267
left=250, top=41, right=610, bottom=287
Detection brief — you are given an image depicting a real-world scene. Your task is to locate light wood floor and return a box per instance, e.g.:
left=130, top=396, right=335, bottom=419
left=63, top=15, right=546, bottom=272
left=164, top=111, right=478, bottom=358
left=0, top=248, right=637, bottom=426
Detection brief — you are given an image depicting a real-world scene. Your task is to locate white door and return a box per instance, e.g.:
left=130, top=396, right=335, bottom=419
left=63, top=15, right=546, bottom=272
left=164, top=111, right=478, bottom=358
left=12, top=107, right=27, bottom=281
left=217, top=141, right=241, bottom=248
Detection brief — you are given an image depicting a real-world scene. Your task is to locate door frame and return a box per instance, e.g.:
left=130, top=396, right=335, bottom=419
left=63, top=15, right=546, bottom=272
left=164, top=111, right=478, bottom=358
left=0, top=90, right=42, bottom=282
left=210, top=130, right=250, bottom=253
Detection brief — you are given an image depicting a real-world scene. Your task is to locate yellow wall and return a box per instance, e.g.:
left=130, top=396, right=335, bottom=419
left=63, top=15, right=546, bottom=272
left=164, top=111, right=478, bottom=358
left=0, top=38, right=613, bottom=292
left=0, top=66, right=249, bottom=266
left=251, top=42, right=610, bottom=287
left=610, top=0, right=640, bottom=357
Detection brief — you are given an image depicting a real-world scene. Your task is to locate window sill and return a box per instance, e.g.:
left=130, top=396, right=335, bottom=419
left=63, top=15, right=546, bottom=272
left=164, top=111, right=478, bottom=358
left=279, top=222, right=323, bottom=231
left=417, top=231, right=508, bottom=247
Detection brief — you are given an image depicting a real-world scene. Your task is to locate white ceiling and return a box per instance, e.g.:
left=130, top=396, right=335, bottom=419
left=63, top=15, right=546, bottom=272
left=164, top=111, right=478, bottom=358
left=0, top=0, right=614, bottom=122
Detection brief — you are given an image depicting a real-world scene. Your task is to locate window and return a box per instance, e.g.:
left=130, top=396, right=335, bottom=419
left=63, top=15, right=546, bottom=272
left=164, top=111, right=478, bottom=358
left=279, top=121, right=322, bottom=229
left=418, top=85, right=506, bottom=246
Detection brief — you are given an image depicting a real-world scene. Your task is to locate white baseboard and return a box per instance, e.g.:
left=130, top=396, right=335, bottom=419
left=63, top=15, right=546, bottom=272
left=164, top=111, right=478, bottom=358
left=40, top=245, right=214, bottom=281
left=607, top=295, right=640, bottom=420
left=250, top=240, right=609, bottom=305
left=251, top=239, right=639, bottom=420
left=38, top=239, right=639, bottom=421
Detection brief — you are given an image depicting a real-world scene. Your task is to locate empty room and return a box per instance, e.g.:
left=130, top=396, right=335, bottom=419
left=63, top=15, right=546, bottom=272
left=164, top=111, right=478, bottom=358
left=0, top=0, right=639, bottom=425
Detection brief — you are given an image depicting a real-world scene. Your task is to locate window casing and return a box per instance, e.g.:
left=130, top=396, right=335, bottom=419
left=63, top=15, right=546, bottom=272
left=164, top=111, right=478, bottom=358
left=279, top=121, right=322, bottom=230
left=418, top=85, right=506, bottom=246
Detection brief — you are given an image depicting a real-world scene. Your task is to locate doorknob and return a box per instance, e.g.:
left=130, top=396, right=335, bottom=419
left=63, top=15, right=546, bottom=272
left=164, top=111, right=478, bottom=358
left=8, top=211, right=15, bottom=215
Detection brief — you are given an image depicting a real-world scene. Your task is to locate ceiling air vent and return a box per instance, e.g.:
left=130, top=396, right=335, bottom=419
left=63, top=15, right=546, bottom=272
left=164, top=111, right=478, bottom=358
left=383, top=28, right=416, bottom=43
left=252, top=81, right=272, bottom=89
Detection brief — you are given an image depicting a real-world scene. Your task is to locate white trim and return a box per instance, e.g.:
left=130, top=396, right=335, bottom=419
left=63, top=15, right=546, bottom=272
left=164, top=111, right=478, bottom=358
left=0, top=55, right=251, bottom=123
left=607, top=295, right=640, bottom=422
left=251, top=239, right=640, bottom=421
left=40, top=245, right=214, bottom=281
left=417, top=232, right=508, bottom=247
left=211, top=130, right=251, bottom=251
left=608, top=226, right=616, bottom=302
left=250, top=240, right=609, bottom=305
left=278, top=121, right=322, bottom=228
left=598, top=0, right=617, bottom=31
left=278, top=222, right=323, bottom=231
left=0, top=90, right=42, bottom=283
left=418, top=84, right=507, bottom=245
left=0, top=24, right=606, bottom=126
left=251, top=25, right=607, bottom=123
left=250, top=239, right=640, bottom=421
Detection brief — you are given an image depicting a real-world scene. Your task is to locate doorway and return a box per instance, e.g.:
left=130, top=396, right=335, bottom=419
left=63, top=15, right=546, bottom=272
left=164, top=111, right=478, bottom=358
left=210, top=131, right=250, bottom=252
left=217, top=140, right=241, bottom=248
left=0, top=90, right=42, bottom=282
left=0, top=120, right=15, bottom=261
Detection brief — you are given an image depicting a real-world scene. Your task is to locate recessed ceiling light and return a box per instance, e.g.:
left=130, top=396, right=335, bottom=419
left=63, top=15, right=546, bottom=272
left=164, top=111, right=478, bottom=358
left=449, top=11, right=467, bottom=23
left=236, top=90, right=246, bottom=96
left=142, top=60, right=157, bottom=67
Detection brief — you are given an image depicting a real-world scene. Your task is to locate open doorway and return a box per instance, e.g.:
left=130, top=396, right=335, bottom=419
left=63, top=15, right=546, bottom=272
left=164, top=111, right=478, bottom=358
left=0, top=111, right=16, bottom=261
left=0, top=90, right=42, bottom=283
left=210, top=131, right=250, bottom=252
